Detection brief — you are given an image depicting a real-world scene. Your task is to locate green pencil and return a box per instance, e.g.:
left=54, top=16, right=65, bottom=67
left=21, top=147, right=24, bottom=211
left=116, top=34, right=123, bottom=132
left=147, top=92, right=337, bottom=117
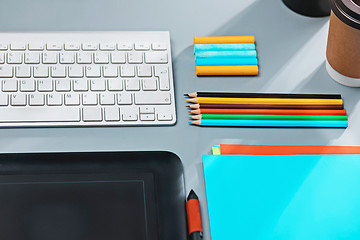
left=189, top=114, right=348, bottom=121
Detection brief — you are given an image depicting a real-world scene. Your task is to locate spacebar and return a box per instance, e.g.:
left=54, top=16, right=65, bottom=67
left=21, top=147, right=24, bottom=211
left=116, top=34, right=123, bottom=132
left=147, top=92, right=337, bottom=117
left=0, top=107, right=80, bottom=122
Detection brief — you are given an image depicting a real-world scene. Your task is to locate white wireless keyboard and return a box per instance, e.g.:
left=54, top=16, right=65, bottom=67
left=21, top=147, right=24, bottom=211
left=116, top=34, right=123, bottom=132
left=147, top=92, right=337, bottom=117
left=0, top=31, right=176, bottom=127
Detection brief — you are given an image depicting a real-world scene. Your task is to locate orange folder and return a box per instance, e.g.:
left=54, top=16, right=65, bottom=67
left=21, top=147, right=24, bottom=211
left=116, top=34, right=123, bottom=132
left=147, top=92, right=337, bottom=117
left=220, top=144, right=360, bottom=155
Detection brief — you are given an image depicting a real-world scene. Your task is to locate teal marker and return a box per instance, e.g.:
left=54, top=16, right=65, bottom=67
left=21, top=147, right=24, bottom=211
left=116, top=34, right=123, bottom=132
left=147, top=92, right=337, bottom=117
left=195, top=50, right=257, bottom=58
left=195, top=57, right=258, bottom=66
left=194, top=43, right=256, bottom=53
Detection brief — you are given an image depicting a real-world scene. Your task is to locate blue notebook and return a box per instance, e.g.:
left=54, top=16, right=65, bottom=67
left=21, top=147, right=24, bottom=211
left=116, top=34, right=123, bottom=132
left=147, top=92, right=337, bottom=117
left=203, top=154, right=360, bottom=240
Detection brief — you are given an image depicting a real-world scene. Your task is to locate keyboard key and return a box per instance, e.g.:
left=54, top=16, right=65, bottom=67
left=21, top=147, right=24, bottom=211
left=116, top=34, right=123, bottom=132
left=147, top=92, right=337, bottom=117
left=68, top=66, right=84, bottom=78
left=0, top=107, right=80, bottom=122
left=0, top=43, right=8, bottom=50
left=7, top=53, right=23, bottom=64
left=60, top=52, right=75, bottom=64
left=10, top=43, right=26, bottom=50
left=65, top=93, right=80, bottom=105
left=100, top=93, right=115, bottom=105
left=33, top=66, right=49, bottom=78
left=135, top=43, right=150, bottom=50
left=103, top=66, right=118, bottom=77
left=29, top=94, right=45, bottom=106
left=120, top=65, right=135, bottom=77
left=25, top=52, right=40, bottom=64
left=137, top=65, right=152, bottom=77
left=82, top=43, right=98, bottom=50
left=64, top=43, right=80, bottom=50
left=100, top=43, right=115, bottom=50
left=105, top=107, right=120, bottom=121
left=2, top=80, right=17, bottom=92
left=142, top=78, right=157, bottom=91
left=94, top=52, right=109, bottom=64
left=117, top=92, right=132, bottom=105
left=73, top=79, right=88, bottom=91
left=51, top=66, right=66, bottom=78
left=0, top=94, right=8, bottom=106
left=140, top=113, right=155, bottom=121
left=108, top=79, right=123, bottom=91
left=38, top=79, right=53, bottom=92
left=157, top=113, right=173, bottom=121
left=82, top=93, right=98, bottom=105
left=117, top=43, right=132, bottom=50
left=15, top=66, right=31, bottom=78
left=139, top=106, right=155, bottom=114
left=154, top=66, right=170, bottom=90
left=125, top=78, right=140, bottom=91
left=83, top=107, right=102, bottom=121
left=145, top=52, right=168, bottom=63
left=0, top=53, right=4, bottom=64
left=77, top=52, right=92, bottom=64
left=28, top=43, right=44, bottom=51
left=128, top=52, right=143, bottom=63
left=85, top=66, right=101, bottom=77
left=134, top=92, right=171, bottom=105
left=152, top=43, right=167, bottom=50
left=90, top=79, right=106, bottom=91
left=122, top=108, right=138, bottom=121
left=43, top=52, right=58, bottom=64
left=11, top=93, right=27, bottom=106
left=0, top=66, right=13, bottom=77
left=20, top=79, right=35, bottom=92
left=111, top=52, right=126, bottom=63
left=47, top=43, right=62, bottom=50
left=47, top=93, right=63, bottom=106
left=55, top=79, right=71, bottom=91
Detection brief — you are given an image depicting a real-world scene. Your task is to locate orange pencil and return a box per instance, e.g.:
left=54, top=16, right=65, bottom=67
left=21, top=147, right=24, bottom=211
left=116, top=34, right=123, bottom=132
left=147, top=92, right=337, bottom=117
left=188, top=109, right=347, bottom=116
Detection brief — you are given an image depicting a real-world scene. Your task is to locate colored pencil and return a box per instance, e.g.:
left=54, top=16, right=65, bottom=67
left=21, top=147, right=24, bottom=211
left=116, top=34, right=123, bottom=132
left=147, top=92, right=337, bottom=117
left=189, top=119, right=348, bottom=128
left=195, top=50, right=257, bottom=58
left=195, top=57, right=258, bottom=66
left=186, top=97, right=343, bottom=105
left=185, top=92, right=342, bottom=99
left=189, top=114, right=348, bottom=121
left=186, top=103, right=344, bottom=110
left=194, top=44, right=256, bottom=52
left=196, top=65, right=259, bottom=76
left=194, top=36, right=255, bottom=44
left=188, top=109, right=347, bottom=116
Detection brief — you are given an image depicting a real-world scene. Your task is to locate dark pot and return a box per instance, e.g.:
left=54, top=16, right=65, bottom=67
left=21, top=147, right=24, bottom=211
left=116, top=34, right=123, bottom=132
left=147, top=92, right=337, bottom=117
left=282, top=0, right=330, bottom=17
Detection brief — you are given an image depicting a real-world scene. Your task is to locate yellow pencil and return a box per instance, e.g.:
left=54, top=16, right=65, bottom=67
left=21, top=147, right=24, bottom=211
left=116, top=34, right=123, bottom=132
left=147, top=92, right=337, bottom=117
left=186, top=97, right=343, bottom=105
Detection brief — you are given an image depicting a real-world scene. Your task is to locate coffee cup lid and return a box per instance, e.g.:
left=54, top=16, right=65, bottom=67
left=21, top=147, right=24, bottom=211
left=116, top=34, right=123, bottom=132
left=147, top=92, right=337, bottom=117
left=330, top=0, right=360, bottom=30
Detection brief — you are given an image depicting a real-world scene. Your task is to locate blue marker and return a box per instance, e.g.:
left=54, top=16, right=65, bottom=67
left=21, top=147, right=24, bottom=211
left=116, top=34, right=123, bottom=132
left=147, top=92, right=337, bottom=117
left=195, top=50, right=257, bottom=58
left=194, top=43, right=256, bottom=53
left=195, top=57, right=258, bottom=66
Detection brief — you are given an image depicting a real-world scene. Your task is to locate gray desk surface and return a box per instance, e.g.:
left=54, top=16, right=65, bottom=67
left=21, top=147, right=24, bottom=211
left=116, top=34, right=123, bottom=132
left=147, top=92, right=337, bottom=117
left=1, top=0, right=360, bottom=238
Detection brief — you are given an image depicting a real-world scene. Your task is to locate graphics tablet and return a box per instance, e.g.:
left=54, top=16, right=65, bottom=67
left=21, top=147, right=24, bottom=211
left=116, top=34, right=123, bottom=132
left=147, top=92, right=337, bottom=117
left=0, top=151, right=186, bottom=240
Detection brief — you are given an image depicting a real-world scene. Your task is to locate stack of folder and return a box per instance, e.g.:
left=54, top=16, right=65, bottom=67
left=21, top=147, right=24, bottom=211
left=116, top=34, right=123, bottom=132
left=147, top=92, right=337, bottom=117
left=186, top=92, right=348, bottom=128
left=203, top=144, right=360, bottom=240
left=194, top=36, right=259, bottom=76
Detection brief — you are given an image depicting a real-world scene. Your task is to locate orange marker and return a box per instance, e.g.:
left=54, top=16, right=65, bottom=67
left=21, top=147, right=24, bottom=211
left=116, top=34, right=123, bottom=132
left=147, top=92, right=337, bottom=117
left=186, top=190, right=203, bottom=240
left=194, top=36, right=255, bottom=44
left=196, top=65, right=259, bottom=76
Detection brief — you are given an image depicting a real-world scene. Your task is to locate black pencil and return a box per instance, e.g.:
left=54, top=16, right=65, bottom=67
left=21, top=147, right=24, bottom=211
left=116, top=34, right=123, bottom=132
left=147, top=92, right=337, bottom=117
left=187, top=103, right=345, bottom=110
left=185, top=92, right=342, bottom=99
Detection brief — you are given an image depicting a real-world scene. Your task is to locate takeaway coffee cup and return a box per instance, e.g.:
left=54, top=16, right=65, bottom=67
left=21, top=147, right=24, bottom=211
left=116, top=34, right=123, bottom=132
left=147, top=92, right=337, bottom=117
left=326, top=0, right=360, bottom=87
left=282, top=0, right=330, bottom=17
